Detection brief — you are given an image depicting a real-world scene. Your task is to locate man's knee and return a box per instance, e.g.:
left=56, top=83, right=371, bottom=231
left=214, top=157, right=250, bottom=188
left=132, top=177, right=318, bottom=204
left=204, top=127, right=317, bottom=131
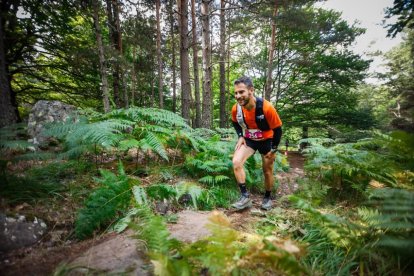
left=233, top=158, right=244, bottom=170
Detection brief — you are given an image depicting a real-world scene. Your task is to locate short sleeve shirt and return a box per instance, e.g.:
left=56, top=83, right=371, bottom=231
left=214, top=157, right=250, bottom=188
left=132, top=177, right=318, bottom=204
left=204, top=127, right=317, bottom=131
left=231, top=99, right=282, bottom=139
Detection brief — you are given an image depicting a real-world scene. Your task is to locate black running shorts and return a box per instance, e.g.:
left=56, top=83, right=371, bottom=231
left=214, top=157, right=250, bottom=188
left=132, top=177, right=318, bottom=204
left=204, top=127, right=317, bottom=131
left=245, top=138, right=272, bottom=155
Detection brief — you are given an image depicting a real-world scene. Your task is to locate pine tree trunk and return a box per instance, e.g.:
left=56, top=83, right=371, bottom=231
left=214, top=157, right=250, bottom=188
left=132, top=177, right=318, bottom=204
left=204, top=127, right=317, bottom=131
left=191, top=0, right=201, bottom=128
left=0, top=12, right=19, bottom=127
left=156, top=0, right=164, bottom=108
left=201, top=0, right=212, bottom=129
left=219, top=0, right=227, bottom=128
left=131, top=46, right=136, bottom=106
left=178, top=0, right=192, bottom=122
left=169, top=0, right=177, bottom=113
left=264, top=1, right=278, bottom=101
left=92, top=0, right=111, bottom=113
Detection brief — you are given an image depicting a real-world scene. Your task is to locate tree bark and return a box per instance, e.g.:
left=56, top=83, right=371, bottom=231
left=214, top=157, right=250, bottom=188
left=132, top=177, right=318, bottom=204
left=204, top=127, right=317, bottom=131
left=191, top=0, right=201, bottom=127
left=0, top=3, right=20, bottom=127
left=219, top=0, right=227, bottom=128
left=264, top=0, right=278, bottom=101
left=177, top=0, right=192, bottom=121
left=131, top=46, right=136, bottom=106
left=106, top=0, right=123, bottom=108
left=169, top=0, right=177, bottom=113
left=201, top=0, right=212, bottom=129
left=92, top=0, right=111, bottom=113
left=156, top=0, right=164, bottom=108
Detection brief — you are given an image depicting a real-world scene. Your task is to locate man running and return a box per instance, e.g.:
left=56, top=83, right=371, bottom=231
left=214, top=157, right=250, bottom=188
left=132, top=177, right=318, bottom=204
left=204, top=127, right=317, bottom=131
left=231, top=76, right=282, bottom=210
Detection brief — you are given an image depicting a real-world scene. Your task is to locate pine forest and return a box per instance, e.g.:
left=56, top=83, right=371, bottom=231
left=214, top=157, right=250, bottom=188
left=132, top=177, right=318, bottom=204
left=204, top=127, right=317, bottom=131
left=0, top=0, right=413, bottom=275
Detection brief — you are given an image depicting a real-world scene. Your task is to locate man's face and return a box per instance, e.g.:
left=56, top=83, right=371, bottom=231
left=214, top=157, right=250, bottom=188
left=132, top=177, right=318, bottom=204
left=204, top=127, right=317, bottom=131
left=234, top=83, right=253, bottom=106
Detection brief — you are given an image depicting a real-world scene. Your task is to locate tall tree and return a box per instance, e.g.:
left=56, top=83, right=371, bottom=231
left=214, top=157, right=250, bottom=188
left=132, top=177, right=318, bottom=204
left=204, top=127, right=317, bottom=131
left=264, top=0, right=278, bottom=100
left=191, top=0, right=201, bottom=127
left=92, top=0, right=111, bottom=113
left=201, top=0, right=212, bottom=129
left=0, top=1, right=20, bottom=127
left=219, top=0, right=227, bottom=128
left=385, top=0, right=414, bottom=38
left=168, top=0, right=177, bottom=112
left=178, top=0, right=192, bottom=121
left=106, top=0, right=123, bottom=108
left=156, top=0, right=164, bottom=108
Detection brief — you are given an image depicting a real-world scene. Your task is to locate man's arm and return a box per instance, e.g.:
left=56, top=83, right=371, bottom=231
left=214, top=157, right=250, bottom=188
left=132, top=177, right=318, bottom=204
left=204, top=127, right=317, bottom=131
left=232, top=121, right=243, bottom=138
left=271, top=126, right=282, bottom=152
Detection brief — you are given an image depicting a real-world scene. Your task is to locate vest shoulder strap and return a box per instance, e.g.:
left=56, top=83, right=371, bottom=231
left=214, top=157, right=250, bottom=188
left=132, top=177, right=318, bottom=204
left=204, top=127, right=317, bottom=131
left=236, top=104, right=247, bottom=129
left=255, top=97, right=270, bottom=130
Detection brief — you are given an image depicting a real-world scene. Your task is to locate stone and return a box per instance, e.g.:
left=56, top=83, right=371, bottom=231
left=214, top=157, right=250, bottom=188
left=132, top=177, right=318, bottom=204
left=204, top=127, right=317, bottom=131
left=0, top=213, right=47, bottom=253
left=168, top=210, right=212, bottom=243
left=27, top=100, right=77, bottom=146
left=69, top=231, right=149, bottom=275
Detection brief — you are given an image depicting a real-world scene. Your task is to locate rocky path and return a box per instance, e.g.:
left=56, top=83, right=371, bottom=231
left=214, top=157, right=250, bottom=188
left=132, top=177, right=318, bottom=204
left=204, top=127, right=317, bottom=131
left=0, top=151, right=305, bottom=275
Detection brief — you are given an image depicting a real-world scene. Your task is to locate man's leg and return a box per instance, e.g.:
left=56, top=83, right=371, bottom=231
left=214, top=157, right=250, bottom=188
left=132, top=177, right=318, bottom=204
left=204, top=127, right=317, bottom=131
left=233, top=144, right=255, bottom=184
left=232, top=144, right=255, bottom=209
left=261, top=153, right=275, bottom=210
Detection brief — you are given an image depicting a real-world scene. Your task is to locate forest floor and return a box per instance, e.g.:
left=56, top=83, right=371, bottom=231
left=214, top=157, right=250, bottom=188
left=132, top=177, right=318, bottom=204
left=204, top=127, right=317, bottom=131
left=0, top=151, right=305, bottom=275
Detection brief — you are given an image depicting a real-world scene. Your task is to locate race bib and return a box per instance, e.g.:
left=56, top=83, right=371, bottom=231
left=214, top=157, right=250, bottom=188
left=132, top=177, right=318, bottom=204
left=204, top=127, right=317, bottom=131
left=244, top=129, right=263, bottom=139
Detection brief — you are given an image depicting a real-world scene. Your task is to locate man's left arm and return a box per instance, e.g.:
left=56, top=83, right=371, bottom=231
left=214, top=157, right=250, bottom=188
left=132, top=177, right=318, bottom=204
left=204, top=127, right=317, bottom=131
left=271, top=126, right=282, bottom=153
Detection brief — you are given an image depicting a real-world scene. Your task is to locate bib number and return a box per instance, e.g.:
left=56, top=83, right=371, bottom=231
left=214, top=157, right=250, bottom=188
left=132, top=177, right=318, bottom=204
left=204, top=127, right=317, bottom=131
left=244, top=129, right=263, bottom=139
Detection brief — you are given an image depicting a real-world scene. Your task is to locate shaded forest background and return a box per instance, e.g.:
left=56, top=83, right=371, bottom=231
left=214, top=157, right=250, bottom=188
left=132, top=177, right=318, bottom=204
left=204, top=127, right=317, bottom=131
left=0, top=0, right=413, bottom=275
left=1, top=0, right=412, bottom=138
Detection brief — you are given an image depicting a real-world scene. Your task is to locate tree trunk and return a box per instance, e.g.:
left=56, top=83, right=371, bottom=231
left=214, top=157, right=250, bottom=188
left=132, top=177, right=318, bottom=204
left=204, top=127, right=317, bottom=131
left=219, top=0, right=226, bottom=128
left=0, top=11, right=19, bottom=127
left=178, top=0, right=192, bottom=122
left=131, top=46, right=136, bottom=106
left=169, top=0, right=177, bottom=113
left=264, top=0, right=278, bottom=101
left=191, top=0, right=201, bottom=127
left=201, top=0, right=212, bottom=129
left=106, top=0, right=123, bottom=108
left=156, top=0, right=164, bottom=108
left=92, top=0, right=111, bottom=113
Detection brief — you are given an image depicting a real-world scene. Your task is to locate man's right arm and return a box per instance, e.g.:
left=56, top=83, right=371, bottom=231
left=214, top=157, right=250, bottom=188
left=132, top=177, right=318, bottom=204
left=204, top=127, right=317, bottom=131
left=232, top=121, right=243, bottom=138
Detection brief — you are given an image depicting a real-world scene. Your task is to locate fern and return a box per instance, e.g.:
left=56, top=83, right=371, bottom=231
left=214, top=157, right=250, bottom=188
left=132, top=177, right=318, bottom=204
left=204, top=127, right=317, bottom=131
left=175, top=181, right=204, bottom=209
left=182, top=212, right=306, bottom=275
left=74, top=161, right=133, bottom=239
left=0, top=123, right=34, bottom=153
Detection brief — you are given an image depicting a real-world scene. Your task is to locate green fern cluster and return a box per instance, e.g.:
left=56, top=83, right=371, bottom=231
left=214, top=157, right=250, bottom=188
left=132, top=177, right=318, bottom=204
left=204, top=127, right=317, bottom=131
left=43, top=107, right=198, bottom=162
left=75, top=161, right=134, bottom=239
left=185, top=138, right=234, bottom=186
left=303, top=138, right=396, bottom=197
left=290, top=190, right=414, bottom=275
left=0, top=123, right=34, bottom=153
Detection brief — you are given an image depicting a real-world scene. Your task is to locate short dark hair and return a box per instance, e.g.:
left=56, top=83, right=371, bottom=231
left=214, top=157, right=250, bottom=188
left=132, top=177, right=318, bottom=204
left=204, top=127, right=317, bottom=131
left=234, top=76, right=254, bottom=89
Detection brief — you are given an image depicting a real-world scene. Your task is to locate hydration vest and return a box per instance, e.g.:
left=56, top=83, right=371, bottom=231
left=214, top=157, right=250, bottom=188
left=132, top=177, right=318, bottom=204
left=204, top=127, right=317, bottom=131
left=236, top=97, right=270, bottom=131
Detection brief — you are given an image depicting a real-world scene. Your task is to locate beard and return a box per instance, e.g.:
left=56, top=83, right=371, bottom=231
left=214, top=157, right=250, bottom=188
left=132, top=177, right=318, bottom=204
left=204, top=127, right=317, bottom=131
left=237, top=93, right=252, bottom=106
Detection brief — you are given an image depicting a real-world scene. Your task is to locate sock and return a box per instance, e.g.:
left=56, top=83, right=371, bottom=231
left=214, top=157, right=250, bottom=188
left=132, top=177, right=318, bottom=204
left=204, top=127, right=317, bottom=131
left=264, top=190, right=271, bottom=199
left=239, top=183, right=248, bottom=196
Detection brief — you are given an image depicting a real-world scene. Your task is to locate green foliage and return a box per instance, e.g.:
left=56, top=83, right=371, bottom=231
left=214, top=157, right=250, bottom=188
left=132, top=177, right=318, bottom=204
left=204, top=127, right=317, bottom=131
left=0, top=160, right=90, bottom=204
left=75, top=161, right=133, bottom=239
left=45, top=107, right=197, bottom=162
left=0, top=123, right=33, bottom=152
left=175, top=182, right=204, bottom=209
left=302, top=137, right=398, bottom=197
left=146, top=183, right=177, bottom=201
left=182, top=212, right=306, bottom=275
left=290, top=191, right=414, bottom=275
left=197, top=186, right=239, bottom=210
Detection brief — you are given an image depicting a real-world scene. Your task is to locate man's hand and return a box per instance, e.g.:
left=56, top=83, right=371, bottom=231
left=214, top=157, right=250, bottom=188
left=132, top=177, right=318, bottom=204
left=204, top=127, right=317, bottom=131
left=235, top=137, right=246, bottom=151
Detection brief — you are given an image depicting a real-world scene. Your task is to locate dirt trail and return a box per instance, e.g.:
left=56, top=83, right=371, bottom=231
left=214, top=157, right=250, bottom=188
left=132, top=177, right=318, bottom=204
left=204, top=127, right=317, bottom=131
left=0, top=152, right=305, bottom=275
